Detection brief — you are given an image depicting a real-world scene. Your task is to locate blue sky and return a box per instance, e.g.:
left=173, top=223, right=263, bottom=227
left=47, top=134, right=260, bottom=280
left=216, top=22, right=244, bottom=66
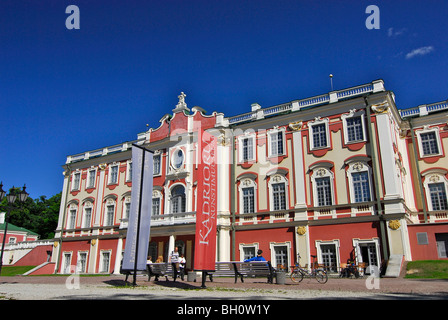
left=1, top=0, right=447, bottom=199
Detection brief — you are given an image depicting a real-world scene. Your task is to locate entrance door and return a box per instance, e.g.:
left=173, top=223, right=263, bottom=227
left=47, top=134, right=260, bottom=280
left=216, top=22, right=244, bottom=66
left=360, top=243, right=378, bottom=274
left=436, top=233, right=448, bottom=258
left=320, top=244, right=337, bottom=272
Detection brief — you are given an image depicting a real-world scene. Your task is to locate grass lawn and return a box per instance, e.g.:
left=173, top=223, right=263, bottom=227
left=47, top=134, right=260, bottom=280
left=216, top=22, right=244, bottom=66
left=1, top=265, right=36, bottom=276
left=405, top=260, right=448, bottom=279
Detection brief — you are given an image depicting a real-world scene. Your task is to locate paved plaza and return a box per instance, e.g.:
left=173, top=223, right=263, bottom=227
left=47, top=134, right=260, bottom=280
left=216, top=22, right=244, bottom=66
left=1, top=274, right=447, bottom=300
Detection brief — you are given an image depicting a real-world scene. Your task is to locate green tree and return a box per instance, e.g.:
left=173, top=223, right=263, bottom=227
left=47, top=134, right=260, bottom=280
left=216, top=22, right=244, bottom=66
left=0, top=189, right=61, bottom=240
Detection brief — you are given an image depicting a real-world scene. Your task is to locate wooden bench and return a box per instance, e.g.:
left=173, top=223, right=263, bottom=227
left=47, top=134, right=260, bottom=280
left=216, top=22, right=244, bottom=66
left=209, top=261, right=275, bottom=284
left=147, top=263, right=179, bottom=281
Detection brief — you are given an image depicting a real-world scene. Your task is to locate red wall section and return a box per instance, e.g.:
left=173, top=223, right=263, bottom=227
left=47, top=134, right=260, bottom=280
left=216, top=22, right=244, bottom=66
left=309, top=221, right=381, bottom=260
left=408, top=223, right=448, bottom=260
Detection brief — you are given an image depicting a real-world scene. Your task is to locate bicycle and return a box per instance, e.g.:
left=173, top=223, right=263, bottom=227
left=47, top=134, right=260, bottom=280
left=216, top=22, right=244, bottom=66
left=290, top=254, right=328, bottom=284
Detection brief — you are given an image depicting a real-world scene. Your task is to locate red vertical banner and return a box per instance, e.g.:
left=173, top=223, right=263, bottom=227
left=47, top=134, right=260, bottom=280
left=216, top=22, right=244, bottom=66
left=194, top=129, right=218, bottom=271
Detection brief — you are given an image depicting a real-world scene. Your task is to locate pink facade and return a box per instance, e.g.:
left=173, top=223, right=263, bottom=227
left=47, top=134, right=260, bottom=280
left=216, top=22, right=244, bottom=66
left=51, top=81, right=448, bottom=276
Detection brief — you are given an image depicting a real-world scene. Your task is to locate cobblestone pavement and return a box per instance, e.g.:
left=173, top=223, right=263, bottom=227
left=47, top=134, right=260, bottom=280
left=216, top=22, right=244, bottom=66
left=1, top=274, right=447, bottom=300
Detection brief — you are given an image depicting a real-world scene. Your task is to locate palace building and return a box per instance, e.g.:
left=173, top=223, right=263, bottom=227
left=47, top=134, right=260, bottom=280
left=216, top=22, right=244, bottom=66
left=51, top=80, right=448, bottom=275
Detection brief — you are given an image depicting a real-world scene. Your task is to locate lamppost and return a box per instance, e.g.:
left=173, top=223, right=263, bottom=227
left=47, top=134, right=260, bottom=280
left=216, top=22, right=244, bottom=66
left=0, top=182, right=29, bottom=275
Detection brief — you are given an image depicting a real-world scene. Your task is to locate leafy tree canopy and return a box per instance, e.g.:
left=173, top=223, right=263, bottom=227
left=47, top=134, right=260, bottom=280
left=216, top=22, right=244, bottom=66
left=0, top=187, right=61, bottom=240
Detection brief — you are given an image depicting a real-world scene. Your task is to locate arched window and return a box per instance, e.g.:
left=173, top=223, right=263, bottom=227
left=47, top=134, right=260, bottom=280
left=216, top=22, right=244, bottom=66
left=171, top=185, right=186, bottom=213
left=82, top=200, right=94, bottom=228
left=268, top=174, right=289, bottom=211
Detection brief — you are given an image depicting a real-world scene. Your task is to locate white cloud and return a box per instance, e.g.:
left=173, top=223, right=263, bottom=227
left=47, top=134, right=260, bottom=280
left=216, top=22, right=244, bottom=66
left=405, top=46, right=435, bottom=59
left=388, top=27, right=407, bottom=37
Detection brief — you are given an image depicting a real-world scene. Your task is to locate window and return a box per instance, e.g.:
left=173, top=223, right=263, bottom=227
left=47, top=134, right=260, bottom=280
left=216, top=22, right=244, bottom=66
left=104, top=199, right=115, bottom=226
left=272, top=183, right=286, bottom=211
left=152, top=190, right=162, bottom=216
left=346, top=116, right=364, bottom=142
left=171, top=185, right=186, bottom=213
left=100, top=251, right=111, bottom=273
left=274, top=245, right=288, bottom=269
left=83, top=206, right=92, bottom=228
left=346, top=160, right=374, bottom=209
left=416, top=232, right=429, bottom=245
left=239, top=243, right=259, bottom=261
left=312, top=124, right=327, bottom=148
left=152, top=198, right=160, bottom=216
left=242, top=137, right=254, bottom=161
left=269, top=242, right=291, bottom=271
left=271, top=131, right=284, bottom=156
left=423, top=170, right=448, bottom=212
left=72, top=172, right=81, bottom=191
left=126, top=161, right=132, bottom=182
left=109, top=164, right=119, bottom=184
left=68, top=208, right=77, bottom=229
left=342, top=110, right=366, bottom=145
left=421, top=132, right=439, bottom=155
left=320, top=244, right=338, bottom=272
left=309, top=117, right=330, bottom=150
left=316, top=177, right=332, bottom=206
left=311, top=166, right=335, bottom=215
left=63, top=253, right=72, bottom=274
left=242, top=187, right=255, bottom=213
left=417, top=127, right=442, bottom=157
left=77, top=252, right=88, bottom=273
left=87, top=169, right=96, bottom=188
left=352, top=172, right=371, bottom=203
left=8, top=237, right=16, bottom=244
left=316, top=240, right=340, bottom=273
left=122, top=196, right=131, bottom=220
left=268, top=174, right=288, bottom=212
left=153, top=154, right=161, bottom=175
left=267, top=128, right=285, bottom=157
left=429, top=183, right=448, bottom=210
left=238, top=177, right=257, bottom=217
left=171, top=149, right=184, bottom=170
left=243, top=247, right=256, bottom=260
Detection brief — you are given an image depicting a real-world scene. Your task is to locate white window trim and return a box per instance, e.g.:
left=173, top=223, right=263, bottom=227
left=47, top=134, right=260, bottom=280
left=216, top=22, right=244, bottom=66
left=308, top=117, right=330, bottom=150
left=352, top=238, right=381, bottom=274
left=341, top=109, right=367, bottom=145
left=311, top=166, right=335, bottom=218
left=71, top=170, right=81, bottom=191
left=67, top=203, right=78, bottom=229
left=238, top=178, right=257, bottom=224
left=76, top=251, right=89, bottom=273
left=125, top=160, right=132, bottom=182
left=82, top=201, right=93, bottom=228
left=416, top=126, right=443, bottom=157
left=99, top=250, right=112, bottom=273
left=238, top=243, right=260, bottom=261
left=268, top=174, right=289, bottom=214
left=267, top=127, right=286, bottom=158
left=168, top=183, right=187, bottom=214
left=103, top=198, right=116, bottom=227
left=62, top=252, right=73, bottom=274
left=238, top=132, right=256, bottom=162
left=422, top=170, right=448, bottom=214
left=170, top=147, right=185, bottom=172
left=86, top=167, right=96, bottom=189
left=153, top=151, right=162, bottom=176
left=122, top=195, right=131, bottom=220
left=269, top=241, right=291, bottom=269
left=108, top=163, right=119, bottom=185
left=346, top=161, right=374, bottom=216
left=152, top=190, right=163, bottom=216
left=315, top=239, right=340, bottom=271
